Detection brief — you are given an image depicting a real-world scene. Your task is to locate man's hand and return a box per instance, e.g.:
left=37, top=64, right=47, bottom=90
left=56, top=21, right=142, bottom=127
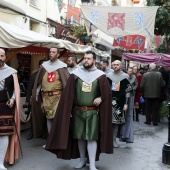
left=123, top=104, right=128, bottom=111
left=93, top=97, right=102, bottom=106
left=6, top=98, right=15, bottom=108
left=36, top=95, right=39, bottom=102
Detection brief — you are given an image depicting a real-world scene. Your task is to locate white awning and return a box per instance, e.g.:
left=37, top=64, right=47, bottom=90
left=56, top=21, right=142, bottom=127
left=0, top=21, right=90, bottom=53
left=0, top=0, right=26, bottom=15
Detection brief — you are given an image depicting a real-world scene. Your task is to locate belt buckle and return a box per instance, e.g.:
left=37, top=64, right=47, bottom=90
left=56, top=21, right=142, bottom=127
left=84, top=106, right=88, bottom=111
left=48, top=91, right=53, bottom=96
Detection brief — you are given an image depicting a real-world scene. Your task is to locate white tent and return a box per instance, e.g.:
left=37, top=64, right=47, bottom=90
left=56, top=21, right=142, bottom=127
left=0, top=21, right=90, bottom=52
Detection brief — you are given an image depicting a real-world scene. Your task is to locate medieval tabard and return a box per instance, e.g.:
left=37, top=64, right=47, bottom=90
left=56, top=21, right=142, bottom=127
left=109, top=78, right=132, bottom=124
left=0, top=64, right=20, bottom=164
left=46, top=66, right=113, bottom=160
left=107, top=71, right=132, bottom=124
left=72, top=78, right=100, bottom=140
left=32, top=60, right=69, bottom=138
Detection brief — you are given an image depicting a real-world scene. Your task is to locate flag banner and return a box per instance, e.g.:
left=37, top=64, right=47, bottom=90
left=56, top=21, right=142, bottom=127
left=80, top=6, right=158, bottom=38
left=113, top=35, right=146, bottom=51
left=67, top=5, right=80, bottom=22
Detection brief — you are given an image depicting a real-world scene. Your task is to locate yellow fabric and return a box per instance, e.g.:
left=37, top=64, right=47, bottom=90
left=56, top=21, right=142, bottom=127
left=42, top=71, right=62, bottom=119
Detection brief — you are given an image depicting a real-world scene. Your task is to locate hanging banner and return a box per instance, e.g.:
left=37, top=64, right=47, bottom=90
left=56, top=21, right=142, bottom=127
left=113, top=35, right=146, bottom=51
left=80, top=6, right=159, bottom=38
left=67, top=5, right=80, bottom=22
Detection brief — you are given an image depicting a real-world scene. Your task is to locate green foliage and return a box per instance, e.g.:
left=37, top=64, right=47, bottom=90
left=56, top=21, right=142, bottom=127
left=147, top=0, right=170, bottom=53
left=69, top=25, right=87, bottom=36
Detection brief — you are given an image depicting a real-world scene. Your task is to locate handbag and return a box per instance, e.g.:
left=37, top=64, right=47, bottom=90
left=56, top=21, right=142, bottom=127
left=140, top=96, right=145, bottom=103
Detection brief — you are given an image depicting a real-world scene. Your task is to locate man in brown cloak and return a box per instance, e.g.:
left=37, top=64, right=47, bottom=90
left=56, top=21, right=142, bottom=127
left=32, top=47, right=69, bottom=139
left=46, top=50, right=113, bottom=170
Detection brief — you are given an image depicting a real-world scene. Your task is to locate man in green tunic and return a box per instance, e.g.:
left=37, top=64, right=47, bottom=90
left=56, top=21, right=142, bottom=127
left=46, top=51, right=113, bottom=170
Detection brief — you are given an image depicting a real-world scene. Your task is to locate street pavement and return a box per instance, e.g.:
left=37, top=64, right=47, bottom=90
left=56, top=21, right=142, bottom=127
left=5, top=114, right=170, bottom=170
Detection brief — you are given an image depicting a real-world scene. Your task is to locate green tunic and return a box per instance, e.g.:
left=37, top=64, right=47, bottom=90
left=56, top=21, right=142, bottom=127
left=72, top=78, right=100, bottom=140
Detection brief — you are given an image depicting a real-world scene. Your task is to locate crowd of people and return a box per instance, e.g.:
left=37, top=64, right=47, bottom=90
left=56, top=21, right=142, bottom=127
left=0, top=47, right=169, bottom=170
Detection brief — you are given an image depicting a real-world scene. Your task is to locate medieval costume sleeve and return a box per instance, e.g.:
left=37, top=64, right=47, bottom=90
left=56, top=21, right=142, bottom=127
left=5, top=73, right=20, bottom=165
left=32, top=67, right=69, bottom=138
left=45, top=74, right=113, bottom=160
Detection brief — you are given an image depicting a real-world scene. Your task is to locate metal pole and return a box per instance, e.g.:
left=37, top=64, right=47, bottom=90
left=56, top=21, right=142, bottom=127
left=162, top=101, right=170, bottom=165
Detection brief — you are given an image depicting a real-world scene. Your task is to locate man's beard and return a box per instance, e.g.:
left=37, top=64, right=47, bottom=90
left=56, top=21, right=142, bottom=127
left=67, top=63, right=74, bottom=68
left=0, top=60, right=4, bottom=67
left=83, top=62, right=94, bottom=69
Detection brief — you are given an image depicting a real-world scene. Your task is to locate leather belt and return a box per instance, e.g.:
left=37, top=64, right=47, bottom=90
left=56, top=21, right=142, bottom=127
left=43, top=90, right=62, bottom=96
left=0, top=101, right=7, bottom=105
left=74, top=105, right=98, bottom=111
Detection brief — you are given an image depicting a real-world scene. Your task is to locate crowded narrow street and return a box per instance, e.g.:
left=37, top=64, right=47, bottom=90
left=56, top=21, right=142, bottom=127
left=5, top=114, right=170, bottom=170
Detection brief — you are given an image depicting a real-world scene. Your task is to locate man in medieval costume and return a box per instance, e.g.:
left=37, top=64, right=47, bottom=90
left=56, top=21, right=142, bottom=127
left=32, top=47, right=69, bottom=140
left=120, top=67, right=138, bottom=143
left=107, top=60, right=132, bottom=148
left=0, top=48, right=20, bottom=169
left=46, top=50, right=113, bottom=170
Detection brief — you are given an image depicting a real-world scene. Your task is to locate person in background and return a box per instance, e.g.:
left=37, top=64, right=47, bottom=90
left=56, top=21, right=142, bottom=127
left=95, top=62, right=101, bottom=70
left=25, top=59, right=46, bottom=140
left=157, top=65, right=169, bottom=102
left=100, top=59, right=113, bottom=75
left=67, top=54, right=79, bottom=73
left=120, top=67, right=138, bottom=143
left=140, top=63, right=165, bottom=126
left=0, top=48, right=20, bottom=168
left=133, top=66, right=143, bottom=121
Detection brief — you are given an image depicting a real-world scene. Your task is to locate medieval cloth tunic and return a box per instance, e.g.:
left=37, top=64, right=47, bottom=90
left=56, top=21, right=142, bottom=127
left=41, top=71, right=63, bottom=119
left=72, top=78, right=100, bottom=140
left=45, top=72, right=113, bottom=160
left=0, top=64, right=20, bottom=164
left=32, top=60, right=69, bottom=138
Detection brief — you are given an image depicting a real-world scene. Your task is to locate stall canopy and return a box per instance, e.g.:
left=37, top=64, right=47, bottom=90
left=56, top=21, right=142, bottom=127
left=0, top=21, right=90, bottom=52
left=122, top=53, right=170, bottom=67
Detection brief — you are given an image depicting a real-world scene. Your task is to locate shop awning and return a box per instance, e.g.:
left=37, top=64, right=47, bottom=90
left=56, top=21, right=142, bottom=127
left=0, top=21, right=90, bottom=52
left=0, top=0, right=26, bottom=15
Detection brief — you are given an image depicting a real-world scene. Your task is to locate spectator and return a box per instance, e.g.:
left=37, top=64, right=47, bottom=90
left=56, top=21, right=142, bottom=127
left=140, top=63, right=165, bottom=126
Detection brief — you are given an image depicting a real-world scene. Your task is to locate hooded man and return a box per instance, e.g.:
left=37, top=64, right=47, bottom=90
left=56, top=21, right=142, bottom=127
left=0, top=48, right=20, bottom=168
left=32, top=47, right=69, bottom=139
left=46, top=50, right=113, bottom=170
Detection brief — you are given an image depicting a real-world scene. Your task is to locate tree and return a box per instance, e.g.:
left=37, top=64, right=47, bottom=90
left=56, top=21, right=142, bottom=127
left=147, top=0, right=170, bottom=53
